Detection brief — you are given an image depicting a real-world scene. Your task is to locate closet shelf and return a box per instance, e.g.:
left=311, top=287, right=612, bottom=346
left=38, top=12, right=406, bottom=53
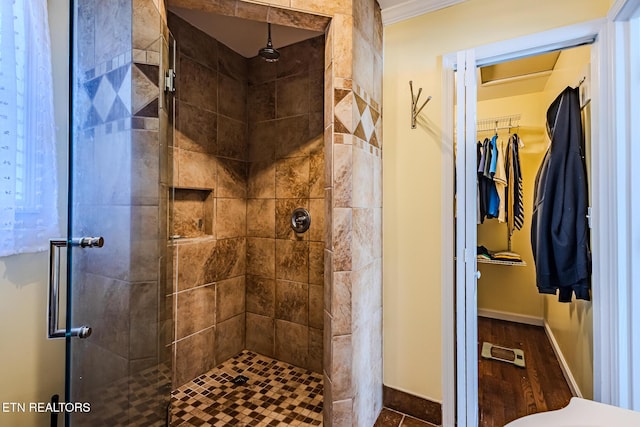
left=478, top=258, right=527, bottom=267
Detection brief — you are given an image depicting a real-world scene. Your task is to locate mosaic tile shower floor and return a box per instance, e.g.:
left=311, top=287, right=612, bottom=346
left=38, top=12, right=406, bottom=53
left=170, top=350, right=323, bottom=426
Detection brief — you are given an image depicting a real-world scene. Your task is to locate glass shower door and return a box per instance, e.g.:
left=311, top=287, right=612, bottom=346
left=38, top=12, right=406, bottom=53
left=52, top=2, right=174, bottom=425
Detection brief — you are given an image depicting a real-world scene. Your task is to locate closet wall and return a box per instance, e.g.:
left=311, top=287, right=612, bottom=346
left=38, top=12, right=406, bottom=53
left=541, top=46, right=593, bottom=399
left=476, top=45, right=593, bottom=398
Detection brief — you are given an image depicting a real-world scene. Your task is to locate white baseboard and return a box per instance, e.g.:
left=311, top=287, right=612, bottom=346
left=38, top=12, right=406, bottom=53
left=543, top=320, right=583, bottom=398
left=477, top=308, right=544, bottom=326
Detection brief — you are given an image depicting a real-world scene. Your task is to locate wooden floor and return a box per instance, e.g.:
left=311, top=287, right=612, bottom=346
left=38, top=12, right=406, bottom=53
left=478, top=317, right=573, bottom=427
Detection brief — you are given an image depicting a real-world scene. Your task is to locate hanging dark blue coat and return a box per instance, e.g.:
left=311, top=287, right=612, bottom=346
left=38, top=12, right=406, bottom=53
left=531, top=86, right=591, bottom=302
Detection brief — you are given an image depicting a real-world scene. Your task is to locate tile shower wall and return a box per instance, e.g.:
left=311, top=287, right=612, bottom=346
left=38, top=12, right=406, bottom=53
left=349, top=1, right=383, bottom=425
left=69, top=0, right=171, bottom=426
left=169, top=13, right=249, bottom=388
left=164, top=0, right=384, bottom=424
left=169, top=13, right=325, bottom=382
left=245, top=36, right=326, bottom=374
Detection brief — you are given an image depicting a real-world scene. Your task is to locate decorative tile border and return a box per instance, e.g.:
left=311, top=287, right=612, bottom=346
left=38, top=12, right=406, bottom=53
left=334, top=84, right=381, bottom=152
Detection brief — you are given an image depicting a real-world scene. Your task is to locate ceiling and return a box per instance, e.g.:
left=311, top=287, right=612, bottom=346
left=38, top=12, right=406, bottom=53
left=169, top=0, right=466, bottom=58
left=169, top=7, right=323, bottom=58
left=477, top=51, right=562, bottom=101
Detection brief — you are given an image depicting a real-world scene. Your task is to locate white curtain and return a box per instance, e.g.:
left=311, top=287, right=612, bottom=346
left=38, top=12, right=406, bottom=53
left=0, top=0, right=58, bottom=257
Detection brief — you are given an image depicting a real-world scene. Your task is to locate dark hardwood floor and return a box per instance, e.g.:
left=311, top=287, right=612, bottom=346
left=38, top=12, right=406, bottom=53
left=478, top=317, right=573, bottom=427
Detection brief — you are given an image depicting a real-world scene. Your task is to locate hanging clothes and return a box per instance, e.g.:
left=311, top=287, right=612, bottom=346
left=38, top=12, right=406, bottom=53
left=493, top=136, right=509, bottom=222
left=508, top=134, right=525, bottom=233
left=477, top=132, right=523, bottom=226
left=531, top=86, right=591, bottom=303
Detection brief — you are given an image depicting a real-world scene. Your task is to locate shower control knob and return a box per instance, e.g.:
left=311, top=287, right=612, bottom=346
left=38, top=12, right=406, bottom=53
left=291, top=208, right=311, bottom=233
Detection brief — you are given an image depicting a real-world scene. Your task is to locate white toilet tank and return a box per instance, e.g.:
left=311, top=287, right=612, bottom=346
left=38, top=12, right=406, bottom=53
left=504, top=397, right=640, bottom=427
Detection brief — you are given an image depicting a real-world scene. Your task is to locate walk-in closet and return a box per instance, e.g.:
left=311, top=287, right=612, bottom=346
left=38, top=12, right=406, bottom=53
left=464, top=44, right=594, bottom=427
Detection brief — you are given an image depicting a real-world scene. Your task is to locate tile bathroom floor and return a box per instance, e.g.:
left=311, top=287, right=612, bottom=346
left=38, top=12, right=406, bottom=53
left=170, top=350, right=323, bottom=426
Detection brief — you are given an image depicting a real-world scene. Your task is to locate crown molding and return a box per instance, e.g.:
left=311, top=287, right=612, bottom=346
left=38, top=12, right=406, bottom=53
left=381, top=0, right=466, bottom=26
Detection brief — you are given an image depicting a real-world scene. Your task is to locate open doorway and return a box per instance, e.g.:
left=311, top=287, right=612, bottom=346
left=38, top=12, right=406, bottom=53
left=474, top=44, right=594, bottom=426
left=445, top=20, right=604, bottom=427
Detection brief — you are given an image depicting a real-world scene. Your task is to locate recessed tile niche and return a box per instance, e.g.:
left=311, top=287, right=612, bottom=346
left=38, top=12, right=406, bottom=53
left=172, top=187, right=214, bottom=238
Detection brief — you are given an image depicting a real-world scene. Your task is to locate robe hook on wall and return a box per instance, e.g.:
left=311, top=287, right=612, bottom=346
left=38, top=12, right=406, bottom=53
left=410, top=81, right=432, bottom=129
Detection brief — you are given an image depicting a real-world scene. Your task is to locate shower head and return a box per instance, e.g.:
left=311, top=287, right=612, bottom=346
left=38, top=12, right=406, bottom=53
left=258, top=23, right=280, bottom=62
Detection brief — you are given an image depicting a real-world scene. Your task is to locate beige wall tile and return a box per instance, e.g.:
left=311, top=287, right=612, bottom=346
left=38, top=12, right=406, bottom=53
left=331, top=271, right=351, bottom=336
left=176, top=284, right=216, bottom=339
left=246, top=312, right=275, bottom=356
left=332, top=399, right=354, bottom=426
left=248, top=160, right=276, bottom=198
left=276, top=239, right=309, bottom=283
left=331, top=335, right=352, bottom=400
left=267, top=6, right=330, bottom=32
left=214, top=313, right=245, bottom=364
left=331, top=14, right=353, bottom=80
left=247, top=198, right=276, bottom=237
left=216, top=276, right=246, bottom=322
left=218, top=73, right=248, bottom=121
left=217, top=116, right=248, bottom=160
left=308, top=199, right=325, bottom=242
left=235, top=1, right=269, bottom=21
left=290, top=0, right=350, bottom=16
left=309, top=284, right=324, bottom=329
left=202, top=237, right=247, bottom=282
left=309, top=146, right=325, bottom=198
left=275, top=116, right=310, bottom=159
left=333, top=208, right=352, bottom=272
left=174, top=328, right=215, bottom=387
left=249, top=81, right=276, bottom=123
left=175, top=238, right=217, bottom=291
left=353, top=29, right=374, bottom=105
left=309, top=241, right=324, bottom=285
left=352, top=207, right=374, bottom=270
left=333, top=143, right=352, bottom=207
left=308, top=327, right=323, bottom=373
left=275, top=157, right=310, bottom=198
left=134, top=0, right=161, bottom=50
left=178, top=56, right=217, bottom=112
left=175, top=101, right=217, bottom=154
left=323, top=249, right=333, bottom=313
left=249, top=121, right=277, bottom=161
left=216, top=158, right=248, bottom=198
left=168, top=0, right=235, bottom=15
left=247, top=237, right=276, bottom=277
left=216, top=198, right=247, bottom=239
left=276, top=280, right=309, bottom=325
left=246, top=274, right=276, bottom=316
left=277, top=75, right=310, bottom=118
left=275, top=319, right=309, bottom=368
left=177, top=148, right=217, bottom=189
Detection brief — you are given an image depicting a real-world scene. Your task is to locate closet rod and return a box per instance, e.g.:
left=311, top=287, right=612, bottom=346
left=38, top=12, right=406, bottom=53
left=477, top=125, right=519, bottom=132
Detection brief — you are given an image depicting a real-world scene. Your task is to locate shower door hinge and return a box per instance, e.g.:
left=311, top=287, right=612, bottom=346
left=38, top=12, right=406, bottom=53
left=165, top=69, right=176, bottom=93
left=587, top=206, right=592, bottom=229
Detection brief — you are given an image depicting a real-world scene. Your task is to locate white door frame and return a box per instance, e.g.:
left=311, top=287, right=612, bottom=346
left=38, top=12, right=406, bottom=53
left=599, top=0, right=640, bottom=410
left=440, top=17, right=624, bottom=426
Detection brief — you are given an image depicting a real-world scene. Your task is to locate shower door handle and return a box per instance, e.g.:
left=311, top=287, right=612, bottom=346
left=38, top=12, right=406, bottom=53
left=47, top=238, right=102, bottom=339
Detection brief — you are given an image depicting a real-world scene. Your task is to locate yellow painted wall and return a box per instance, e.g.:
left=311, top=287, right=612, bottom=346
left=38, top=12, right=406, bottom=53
left=540, top=45, right=594, bottom=399
left=383, top=0, right=609, bottom=401
left=0, top=2, right=67, bottom=426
